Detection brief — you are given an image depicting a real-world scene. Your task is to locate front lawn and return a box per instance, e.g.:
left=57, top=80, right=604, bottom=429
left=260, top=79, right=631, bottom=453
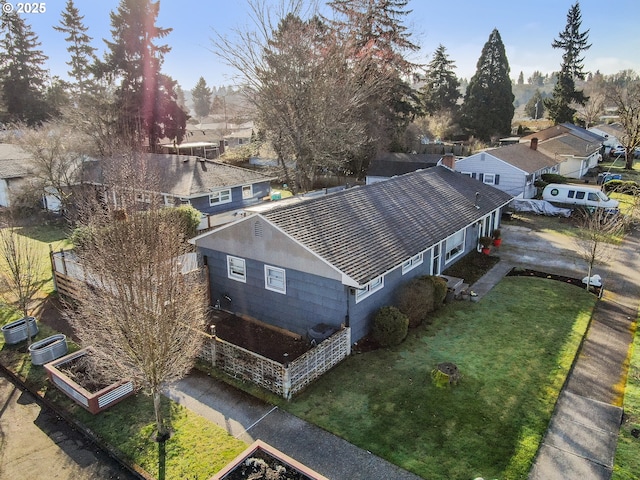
left=282, top=276, right=596, bottom=480
left=613, top=320, right=640, bottom=480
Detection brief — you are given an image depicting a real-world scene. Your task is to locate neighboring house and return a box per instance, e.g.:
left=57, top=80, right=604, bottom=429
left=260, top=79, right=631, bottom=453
left=588, top=123, right=625, bottom=149
left=365, top=152, right=440, bottom=185
left=83, top=154, right=277, bottom=218
left=520, top=123, right=604, bottom=179
left=0, top=144, right=35, bottom=207
left=192, top=166, right=512, bottom=344
left=453, top=139, right=561, bottom=199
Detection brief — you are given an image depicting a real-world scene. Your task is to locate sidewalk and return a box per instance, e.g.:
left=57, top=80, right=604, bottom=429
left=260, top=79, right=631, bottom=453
left=165, top=221, right=640, bottom=480
left=163, top=373, right=423, bottom=480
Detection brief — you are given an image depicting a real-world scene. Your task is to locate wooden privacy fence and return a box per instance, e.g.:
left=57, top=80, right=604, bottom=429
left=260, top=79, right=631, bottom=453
left=50, top=248, right=201, bottom=302
left=197, top=327, right=351, bottom=399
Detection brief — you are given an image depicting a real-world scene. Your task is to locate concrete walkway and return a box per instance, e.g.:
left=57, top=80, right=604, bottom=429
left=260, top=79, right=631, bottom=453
left=164, top=373, right=423, bottom=480
left=164, top=221, right=639, bottom=480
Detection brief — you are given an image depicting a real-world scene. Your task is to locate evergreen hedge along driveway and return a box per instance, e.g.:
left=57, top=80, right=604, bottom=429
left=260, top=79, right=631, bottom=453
left=282, top=276, right=596, bottom=480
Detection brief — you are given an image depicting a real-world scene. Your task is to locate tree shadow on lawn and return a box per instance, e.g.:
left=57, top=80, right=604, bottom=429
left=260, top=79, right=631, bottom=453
left=288, top=277, right=595, bottom=480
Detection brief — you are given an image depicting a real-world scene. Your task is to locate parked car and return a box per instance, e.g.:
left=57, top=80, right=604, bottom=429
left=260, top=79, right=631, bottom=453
left=608, top=145, right=640, bottom=158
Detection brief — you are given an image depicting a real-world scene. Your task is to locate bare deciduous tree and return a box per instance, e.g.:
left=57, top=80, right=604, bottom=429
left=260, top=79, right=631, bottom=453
left=67, top=153, right=209, bottom=441
left=574, top=208, right=625, bottom=292
left=12, top=120, right=88, bottom=214
left=0, top=211, right=46, bottom=347
left=606, top=80, right=640, bottom=169
left=210, top=0, right=388, bottom=192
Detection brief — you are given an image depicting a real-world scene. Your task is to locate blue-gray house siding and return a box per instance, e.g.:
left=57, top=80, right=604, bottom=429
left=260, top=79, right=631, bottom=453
left=186, top=180, right=272, bottom=215
left=192, top=167, right=512, bottom=344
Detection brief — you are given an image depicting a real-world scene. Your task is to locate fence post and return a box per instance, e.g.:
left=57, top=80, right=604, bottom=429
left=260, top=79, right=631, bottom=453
left=49, top=244, right=59, bottom=293
left=283, top=365, right=291, bottom=400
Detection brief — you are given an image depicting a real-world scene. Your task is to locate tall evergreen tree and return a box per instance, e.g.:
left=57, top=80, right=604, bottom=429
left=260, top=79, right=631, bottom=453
left=191, top=77, right=212, bottom=123
left=551, top=1, right=591, bottom=81
left=0, top=12, right=49, bottom=125
left=54, top=0, right=97, bottom=95
left=524, top=89, right=546, bottom=119
left=545, top=2, right=590, bottom=124
left=460, top=29, right=514, bottom=141
left=98, top=0, right=187, bottom=150
left=326, top=0, right=420, bottom=159
left=420, top=44, right=460, bottom=114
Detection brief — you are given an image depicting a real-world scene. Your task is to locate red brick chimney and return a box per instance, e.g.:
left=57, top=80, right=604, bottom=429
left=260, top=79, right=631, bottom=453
left=530, top=137, right=538, bottom=151
left=441, top=153, right=456, bottom=170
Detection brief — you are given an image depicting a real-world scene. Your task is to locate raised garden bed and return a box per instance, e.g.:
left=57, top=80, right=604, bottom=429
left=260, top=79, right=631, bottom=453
left=211, top=440, right=328, bottom=480
left=44, top=348, right=134, bottom=414
left=2, top=316, right=39, bottom=345
left=28, top=333, right=68, bottom=365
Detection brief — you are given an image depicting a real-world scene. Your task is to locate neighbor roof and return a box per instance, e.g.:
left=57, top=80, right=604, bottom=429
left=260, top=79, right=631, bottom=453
left=367, top=153, right=440, bottom=177
left=536, top=133, right=601, bottom=159
left=481, top=142, right=560, bottom=173
left=261, top=166, right=512, bottom=285
left=0, top=144, right=34, bottom=178
left=84, top=154, right=277, bottom=197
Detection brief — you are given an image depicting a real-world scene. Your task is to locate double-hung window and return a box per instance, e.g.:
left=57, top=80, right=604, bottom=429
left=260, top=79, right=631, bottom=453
left=402, top=253, right=423, bottom=274
left=445, top=230, right=465, bottom=263
left=227, top=255, right=246, bottom=282
left=264, top=265, right=286, bottom=294
left=210, top=189, right=231, bottom=206
left=242, top=185, right=253, bottom=199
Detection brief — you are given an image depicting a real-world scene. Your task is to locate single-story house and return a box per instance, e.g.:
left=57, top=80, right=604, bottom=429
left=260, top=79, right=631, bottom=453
left=0, top=144, right=35, bottom=207
left=588, top=123, right=625, bottom=150
left=83, top=154, right=277, bottom=218
left=365, top=152, right=441, bottom=185
left=452, top=139, right=562, bottom=199
left=520, top=123, right=603, bottom=179
left=192, top=166, right=513, bottom=343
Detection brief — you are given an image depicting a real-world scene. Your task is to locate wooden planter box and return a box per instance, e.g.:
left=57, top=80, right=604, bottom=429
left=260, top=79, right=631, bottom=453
left=212, top=440, right=328, bottom=480
left=44, top=348, right=134, bottom=414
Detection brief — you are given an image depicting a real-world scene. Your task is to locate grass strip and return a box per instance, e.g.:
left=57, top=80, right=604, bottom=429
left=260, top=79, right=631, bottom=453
left=282, top=276, right=595, bottom=480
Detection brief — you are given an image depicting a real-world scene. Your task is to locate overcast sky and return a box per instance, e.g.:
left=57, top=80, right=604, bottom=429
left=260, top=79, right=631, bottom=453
left=22, top=0, right=640, bottom=90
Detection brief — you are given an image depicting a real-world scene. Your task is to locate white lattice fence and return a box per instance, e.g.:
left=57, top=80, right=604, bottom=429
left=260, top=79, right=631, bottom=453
left=285, top=327, right=351, bottom=398
left=199, top=327, right=351, bottom=399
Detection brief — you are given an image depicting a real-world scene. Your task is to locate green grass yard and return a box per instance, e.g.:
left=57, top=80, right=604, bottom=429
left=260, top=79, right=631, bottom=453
left=613, top=318, right=640, bottom=480
left=282, top=277, right=596, bottom=480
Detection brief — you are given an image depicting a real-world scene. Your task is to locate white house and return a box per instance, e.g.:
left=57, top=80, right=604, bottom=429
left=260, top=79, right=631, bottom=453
left=450, top=139, right=561, bottom=199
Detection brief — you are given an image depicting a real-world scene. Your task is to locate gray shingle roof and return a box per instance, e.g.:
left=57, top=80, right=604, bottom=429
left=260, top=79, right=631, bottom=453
left=0, top=144, right=33, bottom=178
left=83, top=154, right=277, bottom=197
left=367, top=153, right=440, bottom=177
left=263, top=167, right=512, bottom=284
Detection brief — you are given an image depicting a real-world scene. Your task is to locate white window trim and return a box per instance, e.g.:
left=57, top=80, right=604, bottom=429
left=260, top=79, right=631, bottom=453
left=355, top=275, right=384, bottom=303
left=444, top=230, right=466, bottom=264
left=482, top=173, right=496, bottom=185
left=209, top=189, right=232, bottom=206
left=264, top=265, right=286, bottom=294
left=402, top=252, right=423, bottom=274
left=242, top=185, right=253, bottom=199
left=227, top=255, right=246, bottom=283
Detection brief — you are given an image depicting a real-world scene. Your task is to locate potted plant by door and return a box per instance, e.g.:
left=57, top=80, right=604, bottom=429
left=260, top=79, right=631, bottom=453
left=479, top=236, right=492, bottom=255
left=492, top=229, right=502, bottom=247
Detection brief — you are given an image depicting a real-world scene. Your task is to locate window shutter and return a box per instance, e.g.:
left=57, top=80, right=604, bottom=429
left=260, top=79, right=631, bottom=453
left=471, top=173, right=477, bottom=179
left=495, top=174, right=500, bottom=185
left=479, top=173, right=484, bottom=181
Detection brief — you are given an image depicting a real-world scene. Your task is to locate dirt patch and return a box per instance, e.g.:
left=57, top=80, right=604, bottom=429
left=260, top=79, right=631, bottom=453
left=209, top=311, right=312, bottom=363
left=507, top=268, right=602, bottom=296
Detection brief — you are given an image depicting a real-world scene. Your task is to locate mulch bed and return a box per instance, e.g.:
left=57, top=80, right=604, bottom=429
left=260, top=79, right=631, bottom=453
left=506, top=268, right=602, bottom=296
left=209, top=311, right=312, bottom=363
